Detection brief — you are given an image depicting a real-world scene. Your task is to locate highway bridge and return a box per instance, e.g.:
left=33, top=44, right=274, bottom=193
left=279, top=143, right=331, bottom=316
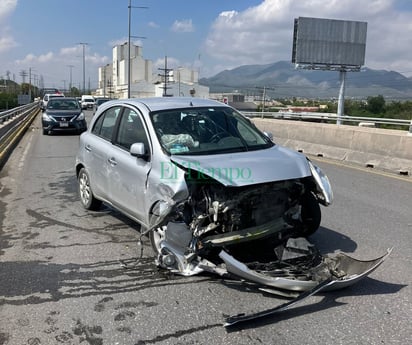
left=0, top=105, right=411, bottom=344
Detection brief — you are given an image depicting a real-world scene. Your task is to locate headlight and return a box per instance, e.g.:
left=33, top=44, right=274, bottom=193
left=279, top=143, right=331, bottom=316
left=308, top=160, right=333, bottom=206
left=76, top=112, right=85, bottom=121
left=42, top=113, right=52, bottom=121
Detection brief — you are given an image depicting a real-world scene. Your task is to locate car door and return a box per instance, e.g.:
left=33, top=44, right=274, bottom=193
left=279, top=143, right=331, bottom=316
left=85, top=105, right=122, bottom=201
left=108, top=106, right=151, bottom=223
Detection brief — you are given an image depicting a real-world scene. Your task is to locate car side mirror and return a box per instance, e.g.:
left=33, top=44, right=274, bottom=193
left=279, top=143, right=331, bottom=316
left=130, top=142, right=149, bottom=160
left=263, top=131, right=273, bottom=141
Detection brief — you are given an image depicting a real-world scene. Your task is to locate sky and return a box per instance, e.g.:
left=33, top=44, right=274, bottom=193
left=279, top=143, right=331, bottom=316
left=1, top=0, right=412, bottom=90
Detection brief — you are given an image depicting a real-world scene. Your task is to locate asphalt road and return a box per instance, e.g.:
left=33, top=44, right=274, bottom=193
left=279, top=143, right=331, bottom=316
left=0, top=110, right=411, bottom=345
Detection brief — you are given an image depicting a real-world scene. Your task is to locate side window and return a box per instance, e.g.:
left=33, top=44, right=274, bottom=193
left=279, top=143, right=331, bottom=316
left=116, top=107, right=149, bottom=151
left=91, top=106, right=121, bottom=141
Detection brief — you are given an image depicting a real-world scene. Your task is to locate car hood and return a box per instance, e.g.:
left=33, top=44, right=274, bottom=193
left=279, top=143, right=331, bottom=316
left=171, top=145, right=311, bottom=187
left=46, top=110, right=82, bottom=116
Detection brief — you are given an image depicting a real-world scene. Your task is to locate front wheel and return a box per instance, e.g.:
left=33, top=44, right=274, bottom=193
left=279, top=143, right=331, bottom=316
left=300, top=192, right=321, bottom=237
left=78, top=167, right=102, bottom=210
left=149, top=226, right=166, bottom=255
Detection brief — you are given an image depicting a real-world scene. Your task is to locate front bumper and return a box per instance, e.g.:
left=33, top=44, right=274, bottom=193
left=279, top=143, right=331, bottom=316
left=42, top=120, right=87, bottom=133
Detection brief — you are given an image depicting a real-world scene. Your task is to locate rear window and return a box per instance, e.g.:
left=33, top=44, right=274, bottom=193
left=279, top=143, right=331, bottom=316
left=49, top=94, right=64, bottom=99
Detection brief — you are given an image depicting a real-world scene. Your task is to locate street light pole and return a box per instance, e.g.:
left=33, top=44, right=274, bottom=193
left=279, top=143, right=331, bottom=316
left=128, top=0, right=131, bottom=98
left=78, top=42, right=88, bottom=94
left=67, top=65, right=74, bottom=95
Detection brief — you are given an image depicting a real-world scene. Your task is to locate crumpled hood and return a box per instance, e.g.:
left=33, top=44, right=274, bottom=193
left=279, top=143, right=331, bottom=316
left=171, top=145, right=311, bottom=186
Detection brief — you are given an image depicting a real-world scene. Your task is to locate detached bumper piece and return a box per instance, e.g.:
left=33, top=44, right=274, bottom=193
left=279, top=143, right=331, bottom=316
left=220, top=243, right=392, bottom=327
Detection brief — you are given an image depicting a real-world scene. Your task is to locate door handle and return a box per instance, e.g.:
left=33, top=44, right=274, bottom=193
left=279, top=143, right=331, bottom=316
left=85, top=144, right=91, bottom=152
left=108, top=157, right=117, bottom=166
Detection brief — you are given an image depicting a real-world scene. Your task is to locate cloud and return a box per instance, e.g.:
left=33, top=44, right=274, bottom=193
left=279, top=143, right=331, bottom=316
left=109, top=38, right=144, bottom=47
left=0, top=32, right=17, bottom=52
left=0, top=0, right=17, bottom=21
left=60, top=46, right=80, bottom=56
left=86, top=53, right=109, bottom=65
left=171, top=19, right=194, bottom=33
left=0, top=0, right=17, bottom=53
left=153, top=56, right=180, bottom=70
left=38, top=52, right=54, bottom=63
left=16, top=52, right=54, bottom=65
left=203, top=0, right=412, bottom=74
left=148, top=21, right=159, bottom=29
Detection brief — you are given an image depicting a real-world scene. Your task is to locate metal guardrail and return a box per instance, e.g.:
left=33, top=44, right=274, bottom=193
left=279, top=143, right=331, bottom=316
left=242, top=111, right=412, bottom=129
left=0, top=103, right=38, bottom=124
left=0, top=102, right=40, bottom=170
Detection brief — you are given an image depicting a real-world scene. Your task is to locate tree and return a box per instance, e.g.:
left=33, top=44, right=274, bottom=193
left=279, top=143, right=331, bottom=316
left=70, top=87, right=81, bottom=96
left=367, top=95, right=385, bottom=114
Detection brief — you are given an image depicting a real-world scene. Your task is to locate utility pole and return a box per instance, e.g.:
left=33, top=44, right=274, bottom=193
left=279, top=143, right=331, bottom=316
left=19, top=70, right=28, bottom=84
left=29, top=68, right=33, bottom=100
left=158, top=56, right=172, bottom=97
left=127, top=0, right=147, bottom=98
left=103, top=67, right=106, bottom=97
left=256, top=86, right=275, bottom=117
left=78, top=42, right=88, bottom=94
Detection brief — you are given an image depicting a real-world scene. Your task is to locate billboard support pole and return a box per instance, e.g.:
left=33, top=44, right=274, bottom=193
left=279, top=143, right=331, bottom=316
left=337, top=70, right=346, bottom=125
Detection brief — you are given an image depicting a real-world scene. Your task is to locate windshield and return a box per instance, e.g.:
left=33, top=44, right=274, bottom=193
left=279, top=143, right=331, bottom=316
left=47, top=99, right=80, bottom=110
left=150, top=106, right=273, bottom=155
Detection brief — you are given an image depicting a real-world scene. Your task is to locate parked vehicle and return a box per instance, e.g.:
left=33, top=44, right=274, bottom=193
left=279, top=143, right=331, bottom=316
left=81, top=95, right=95, bottom=109
left=42, top=97, right=87, bottom=135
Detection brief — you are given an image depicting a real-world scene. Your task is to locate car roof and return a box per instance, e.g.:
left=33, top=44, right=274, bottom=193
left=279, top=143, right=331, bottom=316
left=45, top=93, right=64, bottom=98
left=48, top=97, right=78, bottom=101
left=115, top=97, right=227, bottom=112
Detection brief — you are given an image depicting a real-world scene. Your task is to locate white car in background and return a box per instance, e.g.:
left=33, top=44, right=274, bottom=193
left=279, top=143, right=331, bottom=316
left=41, top=93, right=64, bottom=110
left=81, top=95, right=95, bottom=109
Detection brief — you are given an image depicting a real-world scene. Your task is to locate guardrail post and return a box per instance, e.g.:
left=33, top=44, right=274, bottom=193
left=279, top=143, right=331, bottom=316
left=409, top=120, right=412, bottom=136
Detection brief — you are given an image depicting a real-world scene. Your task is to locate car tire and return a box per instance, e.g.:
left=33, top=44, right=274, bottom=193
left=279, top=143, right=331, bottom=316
left=300, top=192, right=321, bottom=237
left=42, top=129, right=48, bottom=135
left=149, top=226, right=166, bottom=255
left=78, top=167, right=102, bottom=210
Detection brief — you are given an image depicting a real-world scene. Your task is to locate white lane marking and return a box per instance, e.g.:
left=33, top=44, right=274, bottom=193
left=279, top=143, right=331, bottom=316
left=17, top=133, right=33, bottom=171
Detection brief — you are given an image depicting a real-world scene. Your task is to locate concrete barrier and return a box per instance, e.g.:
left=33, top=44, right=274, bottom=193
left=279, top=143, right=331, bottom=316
left=253, top=118, right=412, bottom=176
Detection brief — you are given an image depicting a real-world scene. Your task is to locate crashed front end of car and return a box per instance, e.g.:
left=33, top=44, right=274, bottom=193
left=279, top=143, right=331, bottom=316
left=143, top=152, right=391, bottom=325
left=146, top=146, right=336, bottom=278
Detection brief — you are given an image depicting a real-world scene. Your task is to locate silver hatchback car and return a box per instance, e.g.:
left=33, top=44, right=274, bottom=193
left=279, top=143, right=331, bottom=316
left=75, top=97, right=334, bottom=280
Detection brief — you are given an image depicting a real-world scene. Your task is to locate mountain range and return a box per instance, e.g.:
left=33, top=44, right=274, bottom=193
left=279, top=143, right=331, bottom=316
left=199, top=61, right=412, bottom=100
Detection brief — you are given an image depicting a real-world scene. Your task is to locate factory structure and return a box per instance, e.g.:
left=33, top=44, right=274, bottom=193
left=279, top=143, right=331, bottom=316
left=95, top=43, right=209, bottom=99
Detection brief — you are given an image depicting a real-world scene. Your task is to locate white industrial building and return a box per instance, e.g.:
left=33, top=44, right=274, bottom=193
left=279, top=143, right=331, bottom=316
left=95, top=43, right=209, bottom=99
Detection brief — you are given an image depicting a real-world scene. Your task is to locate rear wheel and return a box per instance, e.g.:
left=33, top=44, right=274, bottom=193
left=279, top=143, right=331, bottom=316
left=78, top=167, right=102, bottom=210
left=300, top=192, right=321, bottom=237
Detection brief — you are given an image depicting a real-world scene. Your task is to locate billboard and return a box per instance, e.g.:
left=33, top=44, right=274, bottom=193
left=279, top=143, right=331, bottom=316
left=292, top=17, right=367, bottom=69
